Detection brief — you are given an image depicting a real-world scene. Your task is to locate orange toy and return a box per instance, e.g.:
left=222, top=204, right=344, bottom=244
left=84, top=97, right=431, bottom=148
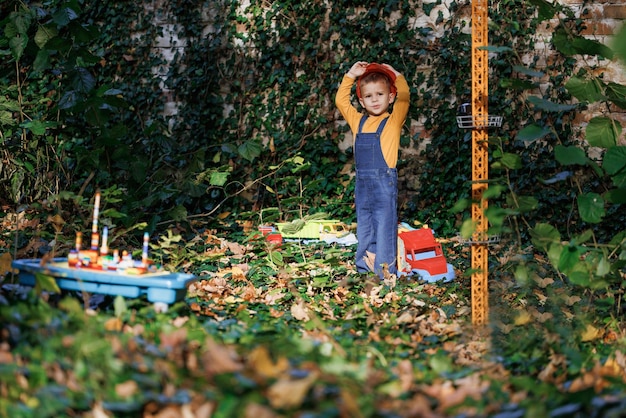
left=398, top=227, right=455, bottom=282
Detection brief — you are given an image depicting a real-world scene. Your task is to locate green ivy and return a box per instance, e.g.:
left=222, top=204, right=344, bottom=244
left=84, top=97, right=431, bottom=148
left=2, top=0, right=626, bottom=306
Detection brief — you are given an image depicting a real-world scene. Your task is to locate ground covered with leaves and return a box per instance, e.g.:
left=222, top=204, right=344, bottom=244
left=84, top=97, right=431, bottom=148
left=2, top=227, right=626, bottom=417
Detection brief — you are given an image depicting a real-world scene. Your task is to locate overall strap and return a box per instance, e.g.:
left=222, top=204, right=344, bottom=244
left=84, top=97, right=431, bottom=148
left=357, top=115, right=390, bottom=134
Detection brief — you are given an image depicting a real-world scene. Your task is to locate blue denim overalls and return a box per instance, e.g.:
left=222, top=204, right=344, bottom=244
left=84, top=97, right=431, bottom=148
left=354, top=115, right=398, bottom=277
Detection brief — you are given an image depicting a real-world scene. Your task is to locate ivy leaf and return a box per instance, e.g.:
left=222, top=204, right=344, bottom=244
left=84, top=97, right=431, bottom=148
left=565, top=76, right=605, bottom=103
left=499, top=152, right=522, bottom=169
left=238, top=140, right=262, bottom=162
left=21, top=120, right=50, bottom=136
left=577, top=192, right=605, bottom=224
left=34, top=273, right=61, bottom=294
left=566, top=263, right=591, bottom=287
left=9, top=35, right=28, bottom=61
left=595, top=254, right=611, bottom=277
left=500, top=78, right=536, bottom=90
left=167, top=204, right=188, bottom=221
left=52, top=7, right=79, bottom=26
left=33, top=49, right=51, bottom=72
left=482, top=46, right=512, bottom=53
left=0, top=110, right=13, bottom=126
left=605, top=82, right=626, bottom=109
left=210, top=171, right=229, bottom=186
left=604, top=189, right=626, bottom=204
left=555, top=145, right=588, bottom=166
left=601, top=146, right=626, bottom=176
left=527, top=0, right=559, bottom=21
left=506, top=194, right=538, bottom=213
left=485, top=206, right=514, bottom=228
left=585, top=117, right=620, bottom=148
left=482, top=184, right=506, bottom=200
left=460, top=219, right=476, bottom=239
left=515, top=124, right=551, bottom=142
left=602, top=146, right=626, bottom=188
left=558, top=244, right=583, bottom=274
left=527, top=96, right=577, bottom=112
left=448, top=198, right=470, bottom=214
left=10, top=10, right=32, bottom=35
left=34, top=25, right=58, bottom=49
left=58, top=90, right=79, bottom=109
left=114, top=295, right=128, bottom=317
left=512, top=65, right=545, bottom=78
left=530, top=223, right=561, bottom=251
left=553, top=28, right=613, bottom=59
left=72, top=67, right=96, bottom=93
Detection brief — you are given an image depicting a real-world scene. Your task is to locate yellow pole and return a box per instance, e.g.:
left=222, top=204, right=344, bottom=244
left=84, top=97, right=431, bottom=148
left=471, top=0, right=489, bottom=325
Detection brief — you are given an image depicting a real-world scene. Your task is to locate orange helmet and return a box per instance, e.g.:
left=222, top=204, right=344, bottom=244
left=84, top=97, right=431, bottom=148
left=356, top=63, right=398, bottom=98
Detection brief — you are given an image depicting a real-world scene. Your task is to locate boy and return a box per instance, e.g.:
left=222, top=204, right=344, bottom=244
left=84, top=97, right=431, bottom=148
left=335, top=61, right=410, bottom=278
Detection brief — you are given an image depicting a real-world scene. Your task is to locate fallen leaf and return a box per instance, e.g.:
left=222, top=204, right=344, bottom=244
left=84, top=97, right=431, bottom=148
left=534, top=276, right=554, bottom=288
left=115, top=380, right=139, bottom=398
left=202, top=338, right=243, bottom=375
left=267, top=371, right=319, bottom=409
left=244, top=402, right=278, bottom=418
left=247, top=346, right=290, bottom=378
left=581, top=324, right=602, bottom=342
left=104, top=317, right=123, bottom=332
left=0, top=252, right=17, bottom=275
left=290, top=300, right=310, bottom=321
left=513, top=310, right=532, bottom=326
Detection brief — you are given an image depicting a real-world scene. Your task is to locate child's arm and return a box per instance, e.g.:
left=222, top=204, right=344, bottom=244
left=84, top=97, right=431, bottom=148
left=335, top=62, right=369, bottom=132
left=383, top=63, right=409, bottom=120
left=347, top=61, right=369, bottom=79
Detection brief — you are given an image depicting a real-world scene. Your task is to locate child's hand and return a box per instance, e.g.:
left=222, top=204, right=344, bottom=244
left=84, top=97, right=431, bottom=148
left=381, top=63, right=401, bottom=77
left=347, top=61, right=369, bottom=78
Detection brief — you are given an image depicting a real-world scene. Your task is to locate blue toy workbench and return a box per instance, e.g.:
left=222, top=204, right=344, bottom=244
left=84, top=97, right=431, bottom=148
left=11, top=258, right=197, bottom=310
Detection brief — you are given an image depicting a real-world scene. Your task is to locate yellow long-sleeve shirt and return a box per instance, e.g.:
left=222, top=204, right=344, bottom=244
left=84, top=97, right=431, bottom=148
left=335, top=74, right=410, bottom=168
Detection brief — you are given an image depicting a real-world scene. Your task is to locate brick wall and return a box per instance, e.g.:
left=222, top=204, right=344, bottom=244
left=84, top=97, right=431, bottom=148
left=562, top=0, right=626, bottom=143
left=153, top=1, right=626, bottom=142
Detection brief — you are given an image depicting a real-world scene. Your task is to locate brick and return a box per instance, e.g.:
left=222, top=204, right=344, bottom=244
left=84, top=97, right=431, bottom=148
left=581, top=21, right=621, bottom=36
left=580, top=5, right=604, bottom=19
left=603, top=4, right=626, bottom=19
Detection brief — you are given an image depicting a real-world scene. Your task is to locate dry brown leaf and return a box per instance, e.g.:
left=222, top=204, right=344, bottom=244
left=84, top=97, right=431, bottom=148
left=172, top=316, right=189, bottom=328
left=150, top=404, right=183, bottom=418
left=290, top=300, right=310, bottom=321
left=267, top=371, right=319, bottom=409
left=91, top=402, right=112, bottom=418
left=538, top=353, right=567, bottom=384
left=0, top=252, right=17, bottom=276
left=104, top=317, right=123, bottom=332
left=159, top=328, right=187, bottom=350
left=0, top=350, right=13, bottom=364
left=47, top=214, right=65, bottom=233
left=396, top=359, right=414, bottom=392
left=534, top=276, right=554, bottom=288
left=244, top=402, right=277, bottom=418
left=564, top=295, right=581, bottom=306
left=513, top=310, right=532, bottom=326
left=202, top=338, right=243, bottom=375
left=581, top=324, right=602, bottom=342
left=115, top=380, right=139, bottom=398
left=265, top=289, right=286, bottom=305
left=194, top=402, right=215, bottom=418
left=217, top=211, right=231, bottom=220
left=247, top=346, right=290, bottom=378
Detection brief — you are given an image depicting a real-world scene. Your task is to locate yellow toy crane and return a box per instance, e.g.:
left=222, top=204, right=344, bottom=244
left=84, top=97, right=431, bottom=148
left=457, top=0, right=501, bottom=325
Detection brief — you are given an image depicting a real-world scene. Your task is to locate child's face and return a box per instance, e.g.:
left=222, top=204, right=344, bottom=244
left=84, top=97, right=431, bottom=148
left=358, top=80, right=395, bottom=116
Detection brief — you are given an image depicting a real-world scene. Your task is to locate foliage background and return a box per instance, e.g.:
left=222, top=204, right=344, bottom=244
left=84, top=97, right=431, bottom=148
left=2, top=0, right=625, bottom=289
left=2, top=0, right=626, bottom=416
